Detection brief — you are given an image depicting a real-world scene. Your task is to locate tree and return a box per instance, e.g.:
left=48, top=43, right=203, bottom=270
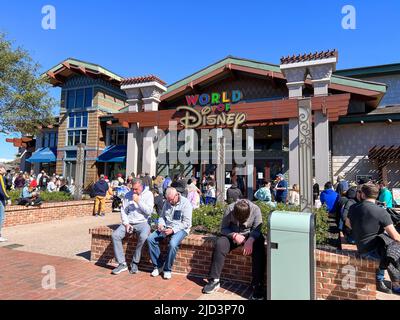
left=0, top=32, right=55, bottom=135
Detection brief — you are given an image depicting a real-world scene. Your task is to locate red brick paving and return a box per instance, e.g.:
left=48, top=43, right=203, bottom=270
left=0, top=247, right=251, bottom=300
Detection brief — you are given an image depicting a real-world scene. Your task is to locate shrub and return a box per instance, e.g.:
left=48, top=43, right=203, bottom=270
left=8, top=189, right=73, bottom=204
left=191, top=201, right=330, bottom=245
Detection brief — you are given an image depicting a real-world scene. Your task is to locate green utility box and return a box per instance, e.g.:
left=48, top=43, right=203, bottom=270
left=267, top=211, right=316, bottom=300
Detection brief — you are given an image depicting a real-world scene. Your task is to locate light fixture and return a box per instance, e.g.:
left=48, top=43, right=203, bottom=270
left=267, top=123, right=272, bottom=138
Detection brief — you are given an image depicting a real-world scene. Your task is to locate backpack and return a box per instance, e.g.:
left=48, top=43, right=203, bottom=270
left=387, top=208, right=400, bottom=227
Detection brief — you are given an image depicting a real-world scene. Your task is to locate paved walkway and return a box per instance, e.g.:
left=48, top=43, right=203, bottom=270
left=0, top=247, right=250, bottom=300
left=0, top=214, right=249, bottom=300
left=0, top=213, right=121, bottom=260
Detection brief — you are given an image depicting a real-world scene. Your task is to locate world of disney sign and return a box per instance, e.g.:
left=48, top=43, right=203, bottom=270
left=176, top=90, right=246, bottom=129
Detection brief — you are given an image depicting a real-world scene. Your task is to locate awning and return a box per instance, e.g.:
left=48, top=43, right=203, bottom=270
left=96, top=145, right=127, bottom=163
left=26, top=147, right=57, bottom=163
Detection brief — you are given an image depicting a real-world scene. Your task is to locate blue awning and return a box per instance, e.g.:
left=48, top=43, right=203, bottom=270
left=26, top=147, right=57, bottom=163
left=96, top=145, right=127, bottom=163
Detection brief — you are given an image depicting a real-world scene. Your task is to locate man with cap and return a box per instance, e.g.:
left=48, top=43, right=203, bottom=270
left=92, top=174, right=112, bottom=217
left=274, top=173, right=288, bottom=204
left=19, top=180, right=42, bottom=206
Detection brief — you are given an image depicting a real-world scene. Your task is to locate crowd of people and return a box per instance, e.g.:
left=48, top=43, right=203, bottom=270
left=1, top=163, right=400, bottom=297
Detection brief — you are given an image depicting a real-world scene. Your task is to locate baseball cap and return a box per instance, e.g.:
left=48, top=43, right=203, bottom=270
left=29, top=180, right=38, bottom=188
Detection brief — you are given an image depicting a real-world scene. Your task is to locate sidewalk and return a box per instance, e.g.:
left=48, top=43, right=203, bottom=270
left=0, top=247, right=250, bottom=300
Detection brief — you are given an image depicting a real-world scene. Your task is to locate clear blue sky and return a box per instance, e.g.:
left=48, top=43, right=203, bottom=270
left=1, top=0, right=400, bottom=160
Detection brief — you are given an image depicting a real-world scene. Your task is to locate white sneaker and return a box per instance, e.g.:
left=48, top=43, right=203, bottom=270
left=163, top=271, right=172, bottom=280
left=0, top=237, right=8, bottom=242
left=151, top=265, right=164, bottom=277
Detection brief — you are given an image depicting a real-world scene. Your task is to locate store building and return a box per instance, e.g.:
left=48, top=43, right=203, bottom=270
left=13, top=51, right=400, bottom=192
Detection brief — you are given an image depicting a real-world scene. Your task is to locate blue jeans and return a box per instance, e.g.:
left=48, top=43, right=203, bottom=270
left=361, top=249, right=385, bottom=281
left=147, top=230, right=187, bottom=272
left=0, top=202, right=4, bottom=236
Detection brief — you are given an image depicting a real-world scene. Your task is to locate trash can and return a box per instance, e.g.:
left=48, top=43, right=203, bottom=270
left=267, top=211, right=316, bottom=300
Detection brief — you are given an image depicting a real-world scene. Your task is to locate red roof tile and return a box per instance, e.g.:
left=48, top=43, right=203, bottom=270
left=121, top=75, right=166, bottom=86
left=280, top=50, right=338, bottom=65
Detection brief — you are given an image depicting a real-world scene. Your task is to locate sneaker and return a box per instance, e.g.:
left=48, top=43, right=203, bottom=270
left=376, top=281, right=392, bottom=294
left=151, top=264, right=164, bottom=277
left=163, top=271, right=172, bottom=280
left=0, top=237, right=8, bottom=242
left=129, top=262, right=139, bottom=274
left=251, top=285, right=265, bottom=300
left=392, top=286, right=400, bottom=295
left=202, top=279, right=220, bottom=294
left=101, top=213, right=106, bottom=217
left=111, top=263, right=128, bottom=275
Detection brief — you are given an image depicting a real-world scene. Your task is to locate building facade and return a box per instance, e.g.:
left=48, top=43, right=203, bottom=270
left=13, top=53, right=400, bottom=192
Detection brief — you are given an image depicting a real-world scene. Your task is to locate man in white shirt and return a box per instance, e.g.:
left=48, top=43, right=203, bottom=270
left=47, top=177, right=57, bottom=192
left=111, top=178, right=154, bottom=275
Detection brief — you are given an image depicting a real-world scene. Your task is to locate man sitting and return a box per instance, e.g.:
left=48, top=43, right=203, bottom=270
left=111, top=179, right=154, bottom=275
left=147, top=187, right=192, bottom=280
left=202, top=199, right=266, bottom=300
left=346, top=183, right=400, bottom=294
left=18, top=180, right=42, bottom=206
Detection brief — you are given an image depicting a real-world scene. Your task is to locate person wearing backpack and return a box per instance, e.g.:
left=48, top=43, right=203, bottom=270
left=338, top=187, right=358, bottom=244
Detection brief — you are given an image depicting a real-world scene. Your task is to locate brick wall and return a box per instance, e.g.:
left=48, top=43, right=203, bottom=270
left=89, top=225, right=378, bottom=300
left=4, top=200, right=112, bottom=227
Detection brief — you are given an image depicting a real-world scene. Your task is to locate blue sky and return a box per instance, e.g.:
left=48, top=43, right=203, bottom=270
left=1, top=0, right=400, bottom=160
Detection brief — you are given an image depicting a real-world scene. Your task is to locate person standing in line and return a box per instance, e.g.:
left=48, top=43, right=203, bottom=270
left=274, top=174, right=288, bottom=204
left=92, top=174, right=112, bottom=217
left=0, top=165, right=11, bottom=242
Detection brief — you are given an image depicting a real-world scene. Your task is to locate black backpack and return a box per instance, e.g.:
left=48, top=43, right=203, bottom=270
left=387, top=208, right=400, bottom=227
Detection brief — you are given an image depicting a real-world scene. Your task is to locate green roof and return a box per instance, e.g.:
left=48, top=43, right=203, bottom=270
left=43, top=58, right=123, bottom=82
left=335, top=63, right=400, bottom=78
left=164, top=56, right=387, bottom=96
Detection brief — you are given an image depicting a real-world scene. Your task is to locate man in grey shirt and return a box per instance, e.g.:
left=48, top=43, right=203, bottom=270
left=147, top=187, right=192, bottom=280
left=202, top=199, right=266, bottom=300
left=111, top=179, right=154, bottom=275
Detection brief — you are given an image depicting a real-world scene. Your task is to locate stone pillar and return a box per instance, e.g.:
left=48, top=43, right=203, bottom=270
left=298, top=99, right=313, bottom=213
left=280, top=65, right=306, bottom=187
left=216, top=128, right=225, bottom=203
left=124, top=90, right=141, bottom=177
left=288, top=118, right=299, bottom=186
left=141, top=84, right=166, bottom=177
left=314, top=111, right=330, bottom=186
left=74, top=143, right=85, bottom=200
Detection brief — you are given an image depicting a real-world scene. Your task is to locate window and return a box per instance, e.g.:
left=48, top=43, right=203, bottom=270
left=67, top=130, right=87, bottom=146
left=65, top=87, right=93, bottom=109
left=108, top=128, right=127, bottom=145
left=75, top=89, right=84, bottom=108
left=42, top=132, right=57, bottom=148
left=84, top=88, right=93, bottom=107
left=68, top=112, right=88, bottom=128
left=67, top=90, right=75, bottom=109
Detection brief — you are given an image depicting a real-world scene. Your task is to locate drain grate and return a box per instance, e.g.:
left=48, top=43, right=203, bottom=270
left=2, top=243, right=24, bottom=250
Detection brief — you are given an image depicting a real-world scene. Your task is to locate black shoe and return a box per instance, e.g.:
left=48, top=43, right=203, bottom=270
left=377, top=281, right=392, bottom=294
left=251, top=285, right=265, bottom=300
left=202, top=279, right=220, bottom=294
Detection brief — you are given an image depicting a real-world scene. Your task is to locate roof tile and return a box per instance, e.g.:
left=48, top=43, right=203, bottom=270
left=121, top=75, right=166, bottom=86
left=280, top=49, right=338, bottom=65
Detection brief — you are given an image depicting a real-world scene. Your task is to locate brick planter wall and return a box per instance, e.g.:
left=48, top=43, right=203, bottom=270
left=90, top=225, right=378, bottom=300
left=4, top=200, right=112, bottom=227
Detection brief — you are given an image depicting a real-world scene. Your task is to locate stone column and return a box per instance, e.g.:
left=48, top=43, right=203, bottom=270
left=74, top=143, right=85, bottom=200
left=280, top=66, right=307, bottom=187
left=314, top=111, right=330, bottom=186
left=140, top=82, right=167, bottom=177
left=124, top=89, right=141, bottom=177
left=216, top=128, right=225, bottom=203
left=288, top=118, right=299, bottom=186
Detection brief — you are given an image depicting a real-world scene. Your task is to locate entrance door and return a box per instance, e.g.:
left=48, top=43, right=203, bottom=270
left=254, top=159, right=283, bottom=191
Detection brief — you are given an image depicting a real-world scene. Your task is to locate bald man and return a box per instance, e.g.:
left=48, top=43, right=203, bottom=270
left=147, top=187, right=192, bottom=280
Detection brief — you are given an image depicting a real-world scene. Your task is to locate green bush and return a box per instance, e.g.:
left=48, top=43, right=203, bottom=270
left=8, top=189, right=73, bottom=204
left=191, top=201, right=330, bottom=245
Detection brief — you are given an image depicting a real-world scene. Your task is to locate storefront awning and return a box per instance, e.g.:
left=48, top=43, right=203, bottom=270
left=96, top=145, right=126, bottom=163
left=26, top=147, right=57, bottom=163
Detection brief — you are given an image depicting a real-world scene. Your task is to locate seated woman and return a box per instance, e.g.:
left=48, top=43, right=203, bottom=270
left=254, top=181, right=276, bottom=208
left=18, top=180, right=42, bottom=206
